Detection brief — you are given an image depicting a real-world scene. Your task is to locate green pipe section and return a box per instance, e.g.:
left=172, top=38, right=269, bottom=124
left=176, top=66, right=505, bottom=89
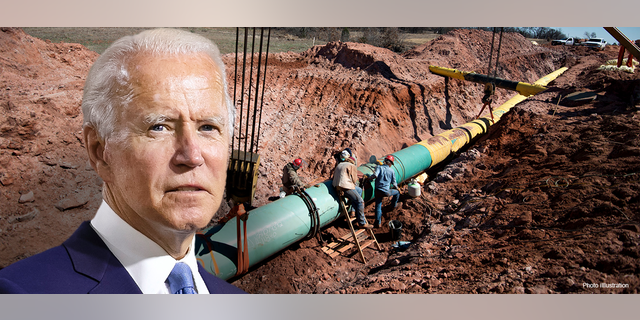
left=197, top=67, right=568, bottom=280
left=429, top=65, right=549, bottom=96
left=196, top=180, right=342, bottom=280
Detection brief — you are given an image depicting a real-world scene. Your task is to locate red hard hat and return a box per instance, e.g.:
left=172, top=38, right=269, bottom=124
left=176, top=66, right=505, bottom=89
left=384, top=155, right=395, bottom=164
left=293, top=158, right=302, bottom=166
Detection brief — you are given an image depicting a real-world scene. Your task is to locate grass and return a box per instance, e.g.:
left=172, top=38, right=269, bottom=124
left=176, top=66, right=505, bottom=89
left=403, top=33, right=440, bottom=47
left=22, top=27, right=440, bottom=55
left=22, top=27, right=327, bottom=55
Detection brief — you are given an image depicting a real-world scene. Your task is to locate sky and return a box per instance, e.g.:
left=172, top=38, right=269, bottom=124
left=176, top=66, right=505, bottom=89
left=553, top=27, right=640, bottom=45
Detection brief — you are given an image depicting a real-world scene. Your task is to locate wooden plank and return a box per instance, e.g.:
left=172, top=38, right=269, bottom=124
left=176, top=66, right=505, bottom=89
left=337, top=244, right=354, bottom=254
left=322, top=196, right=381, bottom=262
left=338, top=229, right=365, bottom=241
left=322, top=241, right=356, bottom=258
left=324, top=241, right=343, bottom=250
left=322, top=242, right=342, bottom=253
left=321, top=247, right=335, bottom=254
left=360, top=239, right=374, bottom=249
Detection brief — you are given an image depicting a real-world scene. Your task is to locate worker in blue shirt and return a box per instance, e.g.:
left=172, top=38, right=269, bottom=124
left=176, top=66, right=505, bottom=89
left=367, top=155, right=401, bottom=228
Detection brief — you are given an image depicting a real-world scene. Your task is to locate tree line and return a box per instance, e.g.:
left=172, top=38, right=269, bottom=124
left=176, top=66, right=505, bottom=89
left=278, top=27, right=570, bottom=53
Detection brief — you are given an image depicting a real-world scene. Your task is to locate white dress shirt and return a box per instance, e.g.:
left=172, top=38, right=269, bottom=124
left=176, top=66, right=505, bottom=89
left=90, top=200, right=210, bottom=294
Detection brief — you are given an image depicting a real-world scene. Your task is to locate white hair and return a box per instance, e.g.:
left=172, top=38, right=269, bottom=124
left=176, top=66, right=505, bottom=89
left=81, top=28, right=235, bottom=141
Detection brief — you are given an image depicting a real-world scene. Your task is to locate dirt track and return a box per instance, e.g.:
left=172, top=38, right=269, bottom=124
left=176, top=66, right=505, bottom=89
left=1, top=28, right=639, bottom=293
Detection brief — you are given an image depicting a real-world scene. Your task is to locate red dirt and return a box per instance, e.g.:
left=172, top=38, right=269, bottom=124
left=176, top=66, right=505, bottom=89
left=1, top=27, right=638, bottom=294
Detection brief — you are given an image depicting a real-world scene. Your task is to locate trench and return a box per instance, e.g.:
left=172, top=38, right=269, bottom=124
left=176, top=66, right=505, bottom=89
left=195, top=67, right=569, bottom=280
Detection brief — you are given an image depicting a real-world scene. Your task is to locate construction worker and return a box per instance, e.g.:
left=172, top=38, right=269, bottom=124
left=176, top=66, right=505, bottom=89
left=332, top=147, right=358, bottom=172
left=332, top=150, right=371, bottom=229
left=342, top=147, right=357, bottom=166
left=282, top=158, right=308, bottom=195
left=368, top=155, right=400, bottom=228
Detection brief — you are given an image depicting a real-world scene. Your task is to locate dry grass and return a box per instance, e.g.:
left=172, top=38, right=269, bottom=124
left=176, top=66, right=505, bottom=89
left=346, top=30, right=440, bottom=50
left=403, top=32, right=440, bottom=47
left=23, top=28, right=443, bottom=55
left=22, top=27, right=327, bottom=55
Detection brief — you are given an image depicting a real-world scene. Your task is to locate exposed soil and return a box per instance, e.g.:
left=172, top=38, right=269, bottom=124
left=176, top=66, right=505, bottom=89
left=1, top=27, right=638, bottom=294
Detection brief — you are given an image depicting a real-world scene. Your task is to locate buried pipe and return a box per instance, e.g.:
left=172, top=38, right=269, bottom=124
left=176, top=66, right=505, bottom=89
left=196, top=67, right=568, bottom=280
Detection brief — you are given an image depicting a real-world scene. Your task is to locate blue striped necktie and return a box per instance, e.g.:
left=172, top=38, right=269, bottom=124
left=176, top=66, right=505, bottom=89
left=167, top=262, right=197, bottom=294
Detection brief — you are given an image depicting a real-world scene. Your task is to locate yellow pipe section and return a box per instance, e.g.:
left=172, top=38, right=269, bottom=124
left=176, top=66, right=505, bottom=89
left=533, top=67, right=569, bottom=86
left=419, top=66, right=568, bottom=168
left=429, top=65, right=555, bottom=96
left=429, top=65, right=473, bottom=81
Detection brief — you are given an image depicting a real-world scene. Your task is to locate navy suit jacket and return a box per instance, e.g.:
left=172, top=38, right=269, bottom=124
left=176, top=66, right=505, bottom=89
left=0, top=221, right=245, bottom=294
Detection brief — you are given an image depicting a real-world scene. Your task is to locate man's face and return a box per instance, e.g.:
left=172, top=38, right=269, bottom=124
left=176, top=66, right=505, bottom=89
left=102, top=52, right=229, bottom=236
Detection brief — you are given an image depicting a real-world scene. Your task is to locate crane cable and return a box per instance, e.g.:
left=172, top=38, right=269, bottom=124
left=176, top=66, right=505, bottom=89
left=486, top=27, right=504, bottom=79
left=478, top=27, right=504, bottom=121
left=485, top=28, right=505, bottom=97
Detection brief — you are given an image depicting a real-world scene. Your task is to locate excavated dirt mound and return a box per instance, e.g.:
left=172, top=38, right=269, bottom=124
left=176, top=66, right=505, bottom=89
left=0, top=28, right=100, bottom=264
left=1, top=28, right=639, bottom=294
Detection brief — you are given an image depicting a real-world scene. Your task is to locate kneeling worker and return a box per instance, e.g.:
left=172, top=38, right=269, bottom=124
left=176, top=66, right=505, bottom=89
left=333, top=150, right=371, bottom=229
left=282, top=158, right=309, bottom=195
left=368, top=155, right=400, bottom=228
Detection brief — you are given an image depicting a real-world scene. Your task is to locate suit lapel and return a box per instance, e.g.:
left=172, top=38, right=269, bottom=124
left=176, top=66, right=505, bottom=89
left=198, top=263, right=223, bottom=293
left=64, top=222, right=243, bottom=293
left=63, top=221, right=142, bottom=294
left=198, top=264, right=246, bottom=294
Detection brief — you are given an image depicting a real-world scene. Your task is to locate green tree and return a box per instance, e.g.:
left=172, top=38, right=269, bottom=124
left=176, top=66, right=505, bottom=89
left=340, top=28, right=350, bottom=42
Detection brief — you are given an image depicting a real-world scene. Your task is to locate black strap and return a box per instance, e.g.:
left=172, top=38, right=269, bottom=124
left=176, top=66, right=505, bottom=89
left=294, top=188, right=321, bottom=240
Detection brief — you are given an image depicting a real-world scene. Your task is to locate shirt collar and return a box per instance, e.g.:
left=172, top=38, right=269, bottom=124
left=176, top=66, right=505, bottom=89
left=90, top=200, right=209, bottom=294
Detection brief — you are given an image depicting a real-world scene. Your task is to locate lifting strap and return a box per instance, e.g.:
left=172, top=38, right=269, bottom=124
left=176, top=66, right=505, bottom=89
left=196, top=232, right=220, bottom=276
left=294, top=186, right=322, bottom=242
left=220, top=204, right=250, bottom=276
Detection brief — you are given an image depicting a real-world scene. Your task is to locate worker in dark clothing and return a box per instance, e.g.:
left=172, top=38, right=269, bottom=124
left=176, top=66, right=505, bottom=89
left=367, top=155, right=400, bottom=228
left=282, top=158, right=308, bottom=195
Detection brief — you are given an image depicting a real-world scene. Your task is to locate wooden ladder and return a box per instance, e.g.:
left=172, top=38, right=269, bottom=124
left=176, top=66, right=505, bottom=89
left=321, top=192, right=381, bottom=263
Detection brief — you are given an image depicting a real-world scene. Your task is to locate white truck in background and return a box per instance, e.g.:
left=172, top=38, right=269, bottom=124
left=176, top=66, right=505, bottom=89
left=551, top=37, right=576, bottom=46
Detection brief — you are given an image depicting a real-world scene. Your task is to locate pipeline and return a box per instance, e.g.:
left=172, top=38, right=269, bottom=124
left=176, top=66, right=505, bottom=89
left=196, top=67, right=568, bottom=280
left=429, top=66, right=550, bottom=97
